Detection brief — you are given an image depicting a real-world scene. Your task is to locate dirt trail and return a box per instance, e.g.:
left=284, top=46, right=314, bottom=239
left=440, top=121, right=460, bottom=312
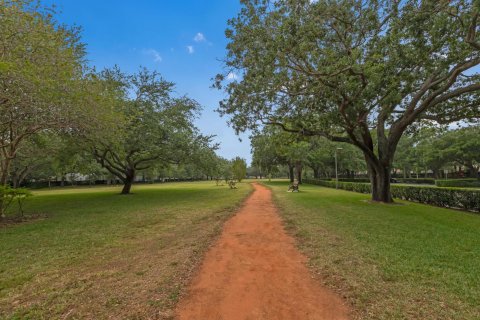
left=176, top=183, right=349, bottom=320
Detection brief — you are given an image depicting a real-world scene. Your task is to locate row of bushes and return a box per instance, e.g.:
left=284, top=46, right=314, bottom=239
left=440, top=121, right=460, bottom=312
left=336, top=178, right=371, bottom=183
left=304, top=179, right=480, bottom=212
left=394, top=178, right=435, bottom=185
left=435, top=179, right=480, bottom=188
left=327, top=178, right=436, bottom=184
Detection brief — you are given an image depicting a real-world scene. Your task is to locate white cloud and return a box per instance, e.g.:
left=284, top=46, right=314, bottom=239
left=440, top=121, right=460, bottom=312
left=187, top=45, right=195, bottom=54
left=227, top=72, right=239, bottom=81
left=143, top=49, right=162, bottom=62
left=194, top=32, right=206, bottom=42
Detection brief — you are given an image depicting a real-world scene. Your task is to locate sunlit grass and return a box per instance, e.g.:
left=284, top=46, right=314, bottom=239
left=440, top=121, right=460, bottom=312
left=0, top=181, right=251, bottom=319
left=266, top=180, right=480, bottom=320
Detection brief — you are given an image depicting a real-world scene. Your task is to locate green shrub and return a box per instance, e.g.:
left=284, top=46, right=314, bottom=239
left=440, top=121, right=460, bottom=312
left=0, top=185, right=32, bottom=217
left=335, top=178, right=371, bottom=183
left=395, top=178, right=435, bottom=185
left=304, top=179, right=480, bottom=212
left=435, top=179, right=480, bottom=188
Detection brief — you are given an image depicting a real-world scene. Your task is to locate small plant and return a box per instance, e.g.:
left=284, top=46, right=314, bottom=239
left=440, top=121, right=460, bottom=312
left=0, top=185, right=32, bottom=218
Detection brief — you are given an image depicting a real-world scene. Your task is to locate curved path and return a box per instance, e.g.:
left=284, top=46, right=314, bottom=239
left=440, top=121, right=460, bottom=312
left=176, top=183, right=349, bottom=320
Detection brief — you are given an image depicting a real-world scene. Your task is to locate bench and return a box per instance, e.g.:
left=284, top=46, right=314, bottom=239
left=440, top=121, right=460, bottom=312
left=288, top=181, right=299, bottom=192
left=228, top=180, right=237, bottom=189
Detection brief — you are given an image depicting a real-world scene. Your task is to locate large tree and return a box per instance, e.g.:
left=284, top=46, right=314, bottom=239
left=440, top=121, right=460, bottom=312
left=0, top=0, right=89, bottom=186
left=231, top=157, right=247, bottom=182
left=0, top=0, right=98, bottom=217
left=90, top=68, right=210, bottom=194
left=217, top=0, right=480, bottom=202
left=251, top=133, right=281, bottom=179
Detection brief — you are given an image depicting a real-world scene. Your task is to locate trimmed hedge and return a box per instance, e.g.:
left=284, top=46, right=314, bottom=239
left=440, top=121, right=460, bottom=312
left=304, top=179, right=480, bottom=212
left=394, top=178, right=435, bottom=185
left=336, top=178, right=371, bottom=183
left=435, top=179, right=480, bottom=188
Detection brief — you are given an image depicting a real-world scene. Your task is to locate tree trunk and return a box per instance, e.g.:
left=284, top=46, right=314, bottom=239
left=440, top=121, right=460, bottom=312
left=466, top=163, right=477, bottom=178
left=0, top=158, right=12, bottom=218
left=313, top=168, right=319, bottom=179
left=12, top=172, right=19, bottom=189
left=364, top=154, right=393, bottom=203
left=121, top=168, right=135, bottom=194
left=367, top=164, right=393, bottom=202
left=295, top=161, right=303, bottom=184
left=288, top=165, right=294, bottom=183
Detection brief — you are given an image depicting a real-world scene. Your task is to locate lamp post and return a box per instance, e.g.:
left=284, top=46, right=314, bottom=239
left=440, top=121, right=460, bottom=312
left=335, top=147, right=343, bottom=189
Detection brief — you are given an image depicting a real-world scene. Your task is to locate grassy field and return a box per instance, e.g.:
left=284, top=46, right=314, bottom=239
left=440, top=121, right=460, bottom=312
left=265, top=180, right=480, bottom=320
left=0, top=182, right=251, bottom=319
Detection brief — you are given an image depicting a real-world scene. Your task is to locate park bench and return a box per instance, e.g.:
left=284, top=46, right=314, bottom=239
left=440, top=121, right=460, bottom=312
left=228, top=180, right=237, bottom=189
left=288, top=180, right=299, bottom=192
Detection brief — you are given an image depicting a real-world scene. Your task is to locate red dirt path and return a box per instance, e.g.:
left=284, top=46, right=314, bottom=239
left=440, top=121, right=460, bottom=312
left=176, top=183, right=349, bottom=320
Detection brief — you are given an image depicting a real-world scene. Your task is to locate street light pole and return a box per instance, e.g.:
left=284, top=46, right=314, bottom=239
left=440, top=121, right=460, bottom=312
left=335, top=147, right=343, bottom=189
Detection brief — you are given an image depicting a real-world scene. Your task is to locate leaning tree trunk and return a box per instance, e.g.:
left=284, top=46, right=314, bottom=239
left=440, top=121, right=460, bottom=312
left=121, top=168, right=135, bottom=195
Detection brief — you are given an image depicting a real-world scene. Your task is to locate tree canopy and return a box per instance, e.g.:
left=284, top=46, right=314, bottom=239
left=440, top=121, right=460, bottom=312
left=217, top=0, right=480, bottom=202
left=89, top=67, right=212, bottom=194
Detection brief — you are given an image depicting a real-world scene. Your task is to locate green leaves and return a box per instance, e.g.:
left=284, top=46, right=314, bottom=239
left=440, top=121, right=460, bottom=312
left=0, top=185, right=32, bottom=217
left=218, top=0, right=480, bottom=201
left=231, top=157, right=247, bottom=182
left=89, top=67, right=209, bottom=190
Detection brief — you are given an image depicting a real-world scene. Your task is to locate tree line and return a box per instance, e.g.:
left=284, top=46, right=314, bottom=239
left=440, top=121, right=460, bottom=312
left=250, top=127, right=365, bottom=183
left=250, top=125, right=479, bottom=182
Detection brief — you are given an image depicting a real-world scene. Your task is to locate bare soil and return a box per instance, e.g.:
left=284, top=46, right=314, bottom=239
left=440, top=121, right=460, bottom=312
left=0, top=213, right=47, bottom=227
left=176, top=183, right=350, bottom=320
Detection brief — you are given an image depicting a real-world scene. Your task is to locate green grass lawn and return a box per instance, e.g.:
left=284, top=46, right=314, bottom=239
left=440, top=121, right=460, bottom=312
left=0, top=182, right=251, bottom=319
left=265, top=180, right=480, bottom=320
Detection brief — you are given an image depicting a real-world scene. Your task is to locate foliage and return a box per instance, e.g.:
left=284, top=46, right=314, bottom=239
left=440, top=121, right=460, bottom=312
left=0, top=0, right=92, bottom=187
left=217, top=0, right=480, bottom=202
left=394, top=126, right=480, bottom=178
left=395, top=178, right=436, bottom=185
left=435, top=179, right=480, bottom=188
left=0, top=185, right=32, bottom=218
left=251, top=127, right=365, bottom=182
left=89, top=67, right=211, bottom=194
left=336, top=178, right=370, bottom=183
left=250, top=133, right=281, bottom=178
left=440, top=126, right=480, bottom=177
left=304, top=179, right=480, bottom=212
left=231, top=157, right=247, bottom=182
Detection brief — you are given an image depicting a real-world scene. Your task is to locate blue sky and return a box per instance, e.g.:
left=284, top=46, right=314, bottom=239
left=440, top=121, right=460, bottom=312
left=45, top=0, right=252, bottom=164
